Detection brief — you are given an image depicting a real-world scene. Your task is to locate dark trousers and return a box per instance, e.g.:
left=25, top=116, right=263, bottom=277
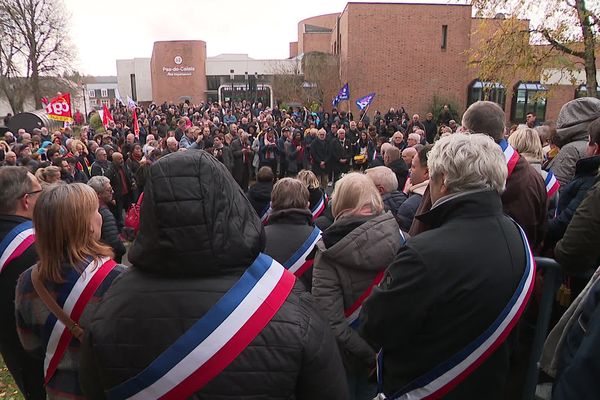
left=1, top=341, right=45, bottom=399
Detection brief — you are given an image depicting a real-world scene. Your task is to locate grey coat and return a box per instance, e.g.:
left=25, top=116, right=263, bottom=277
left=312, top=212, right=403, bottom=372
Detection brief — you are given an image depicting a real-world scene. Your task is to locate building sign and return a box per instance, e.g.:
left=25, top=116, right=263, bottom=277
left=163, top=56, right=195, bottom=77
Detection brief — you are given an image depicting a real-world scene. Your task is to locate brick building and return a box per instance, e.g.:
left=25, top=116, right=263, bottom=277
left=292, top=2, right=599, bottom=123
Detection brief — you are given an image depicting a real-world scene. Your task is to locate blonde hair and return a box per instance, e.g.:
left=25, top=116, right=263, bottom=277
left=331, top=172, right=384, bottom=219
left=69, top=139, right=86, bottom=154
left=34, top=183, right=113, bottom=283
left=297, top=170, right=320, bottom=190
left=35, top=166, right=61, bottom=183
left=508, top=127, right=543, bottom=163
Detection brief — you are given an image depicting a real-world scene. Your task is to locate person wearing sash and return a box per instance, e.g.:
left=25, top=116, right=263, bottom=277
left=360, top=134, right=535, bottom=400
left=78, top=150, right=347, bottom=399
left=412, top=101, right=548, bottom=248
left=0, top=167, right=45, bottom=400
left=312, top=173, right=404, bottom=400
left=15, top=183, right=125, bottom=400
left=297, top=169, right=328, bottom=221
left=264, top=178, right=320, bottom=291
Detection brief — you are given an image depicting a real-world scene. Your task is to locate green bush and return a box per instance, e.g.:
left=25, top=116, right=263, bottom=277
left=89, top=113, right=106, bottom=135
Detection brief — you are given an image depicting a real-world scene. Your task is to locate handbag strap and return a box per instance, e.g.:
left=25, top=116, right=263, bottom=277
left=136, top=192, right=144, bottom=207
left=31, top=266, right=85, bottom=341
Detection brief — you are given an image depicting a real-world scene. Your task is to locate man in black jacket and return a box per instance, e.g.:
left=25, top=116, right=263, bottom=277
left=310, top=128, right=330, bottom=188
left=105, top=152, right=135, bottom=231
left=330, top=128, right=354, bottom=185
left=79, top=150, right=347, bottom=399
left=88, top=176, right=126, bottom=262
left=0, top=167, right=45, bottom=400
left=361, top=134, right=534, bottom=399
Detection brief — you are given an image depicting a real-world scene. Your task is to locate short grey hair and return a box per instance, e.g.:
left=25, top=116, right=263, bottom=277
left=87, top=175, right=110, bottom=194
left=365, top=166, right=398, bottom=194
left=0, top=167, right=33, bottom=214
left=271, top=178, right=309, bottom=211
left=462, top=101, right=506, bottom=140
left=428, top=134, right=507, bottom=194
left=408, top=133, right=420, bottom=142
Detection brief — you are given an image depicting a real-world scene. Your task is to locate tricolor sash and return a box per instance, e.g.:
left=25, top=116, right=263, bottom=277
left=283, top=226, right=321, bottom=277
left=260, top=203, right=272, bottom=225
left=310, top=194, right=327, bottom=221
left=499, top=139, right=520, bottom=178
left=545, top=170, right=560, bottom=198
left=376, top=222, right=536, bottom=399
left=345, top=270, right=386, bottom=329
left=107, top=253, right=295, bottom=400
left=43, top=257, right=117, bottom=384
left=0, top=220, right=35, bottom=274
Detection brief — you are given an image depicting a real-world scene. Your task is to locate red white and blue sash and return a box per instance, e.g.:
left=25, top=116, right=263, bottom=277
left=0, top=220, right=35, bottom=274
left=545, top=170, right=560, bottom=198
left=107, top=253, right=295, bottom=400
left=260, top=203, right=272, bottom=225
left=499, top=139, right=520, bottom=178
left=376, top=222, right=536, bottom=399
left=310, top=194, right=327, bottom=221
left=283, top=226, right=321, bottom=277
left=345, top=270, right=386, bottom=329
left=43, top=257, right=117, bottom=384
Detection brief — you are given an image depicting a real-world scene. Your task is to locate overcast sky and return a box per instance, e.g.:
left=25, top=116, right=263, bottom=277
left=64, top=0, right=454, bottom=76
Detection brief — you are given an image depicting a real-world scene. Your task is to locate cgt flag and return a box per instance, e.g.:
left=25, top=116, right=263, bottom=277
left=332, top=83, right=350, bottom=107
left=45, top=93, right=73, bottom=122
left=355, top=93, right=376, bottom=111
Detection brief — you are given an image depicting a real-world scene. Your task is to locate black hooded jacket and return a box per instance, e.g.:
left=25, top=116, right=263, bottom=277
left=79, top=150, right=347, bottom=399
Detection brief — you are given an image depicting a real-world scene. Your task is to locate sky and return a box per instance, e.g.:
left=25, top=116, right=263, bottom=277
left=64, top=0, right=454, bottom=76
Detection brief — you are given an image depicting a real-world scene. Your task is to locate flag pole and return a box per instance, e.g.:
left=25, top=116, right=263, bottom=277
left=359, top=103, right=371, bottom=123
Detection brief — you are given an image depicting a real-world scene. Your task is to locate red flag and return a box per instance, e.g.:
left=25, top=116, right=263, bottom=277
left=45, top=93, right=73, bottom=122
left=102, top=104, right=114, bottom=128
left=132, top=109, right=140, bottom=138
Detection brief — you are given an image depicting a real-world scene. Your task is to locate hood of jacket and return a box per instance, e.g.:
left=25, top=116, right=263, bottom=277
left=129, top=150, right=264, bottom=278
left=556, top=97, right=600, bottom=146
left=316, top=212, right=402, bottom=272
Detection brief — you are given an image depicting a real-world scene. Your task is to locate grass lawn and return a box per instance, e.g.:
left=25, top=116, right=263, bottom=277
left=0, top=356, right=23, bottom=400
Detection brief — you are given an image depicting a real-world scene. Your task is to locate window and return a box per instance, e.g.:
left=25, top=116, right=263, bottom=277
left=101, top=88, right=108, bottom=97
left=88, top=89, right=95, bottom=98
left=468, top=80, right=506, bottom=108
left=441, top=25, right=448, bottom=50
left=575, top=84, right=600, bottom=99
left=101, top=99, right=110, bottom=106
left=511, top=81, right=547, bottom=123
left=130, top=74, right=137, bottom=101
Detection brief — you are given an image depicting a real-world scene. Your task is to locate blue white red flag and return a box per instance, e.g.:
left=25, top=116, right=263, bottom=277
left=310, top=194, right=327, bottom=221
left=545, top=171, right=560, bottom=198
left=356, top=93, right=376, bottom=111
left=332, top=83, right=350, bottom=107
left=499, top=139, right=520, bottom=178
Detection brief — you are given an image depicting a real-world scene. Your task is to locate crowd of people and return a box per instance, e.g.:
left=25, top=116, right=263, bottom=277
left=0, top=95, right=599, bottom=400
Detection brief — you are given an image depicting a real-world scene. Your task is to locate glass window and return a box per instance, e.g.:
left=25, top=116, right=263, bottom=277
left=88, top=90, right=95, bottom=98
left=467, top=80, right=506, bottom=108
left=511, top=81, right=547, bottom=123
left=575, top=84, right=600, bottom=99
left=101, top=88, right=108, bottom=97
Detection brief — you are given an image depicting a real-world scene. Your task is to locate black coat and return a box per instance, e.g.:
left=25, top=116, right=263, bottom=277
left=360, top=190, right=528, bottom=399
left=310, top=138, right=330, bottom=174
left=99, top=206, right=126, bottom=263
left=330, top=138, right=354, bottom=173
left=247, top=181, right=273, bottom=217
left=264, top=209, right=316, bottom=291
left=387, top=158, right=409, bottom=191
left=79, top=150, right=347, bottom=399
left=0, top=215, right=45, bottom=399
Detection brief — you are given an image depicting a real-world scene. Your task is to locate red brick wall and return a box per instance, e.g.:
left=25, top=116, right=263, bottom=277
left=289, top=42, right=298, bottom=58
left=546, top=85, right=577, bottom=122
left=297, top=13, right=339, bottom=54
left=339, top=3, right=472, bottom=117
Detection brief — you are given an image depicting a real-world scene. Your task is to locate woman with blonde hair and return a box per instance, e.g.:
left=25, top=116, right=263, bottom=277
left=312, top=172, right=404, bottom=400
left=15, top=183, right=125, bottom=399
left=67, top=139, right=92, bottom=180
left=297, top=169, right=328, bottom=221
left=35, top=166, right=62, bottom=186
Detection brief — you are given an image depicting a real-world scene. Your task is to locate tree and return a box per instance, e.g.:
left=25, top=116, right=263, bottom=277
left=469, top=0, right=599, bottom=97
left=0, top=0, right=74, bottom=111
left=271, top=52, right=341, bottom=108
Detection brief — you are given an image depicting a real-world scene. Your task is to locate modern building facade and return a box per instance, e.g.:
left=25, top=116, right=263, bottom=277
left=290, top=2, right=599, bottom=123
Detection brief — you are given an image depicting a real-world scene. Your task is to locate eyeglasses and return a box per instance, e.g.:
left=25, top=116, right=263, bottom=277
left=21, top=189, right=43, bottom=198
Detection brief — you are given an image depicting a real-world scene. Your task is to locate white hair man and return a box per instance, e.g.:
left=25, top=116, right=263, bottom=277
left=361, top=134, right=536, bottom=399
left=407, top=133, right=421, bottom=148
left=365, top=166, right=407, bottom=216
